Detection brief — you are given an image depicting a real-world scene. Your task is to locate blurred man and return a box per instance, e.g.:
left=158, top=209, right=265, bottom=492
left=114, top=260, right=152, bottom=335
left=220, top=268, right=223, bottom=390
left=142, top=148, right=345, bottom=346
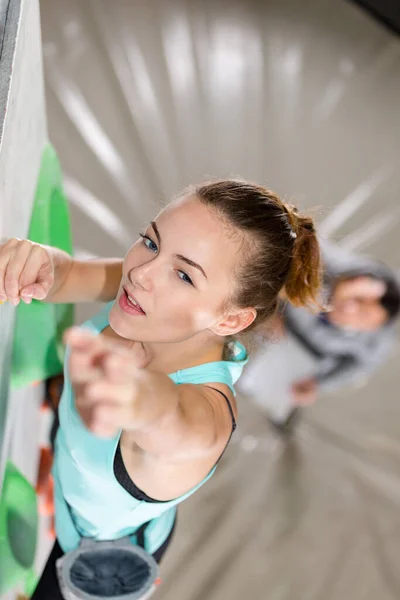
left=238, top=240, right=400, bottom=433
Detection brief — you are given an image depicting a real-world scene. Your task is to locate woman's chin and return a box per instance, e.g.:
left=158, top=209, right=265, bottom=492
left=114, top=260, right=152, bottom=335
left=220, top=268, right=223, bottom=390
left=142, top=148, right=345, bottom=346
left=109, top=307, right=135, bottom=339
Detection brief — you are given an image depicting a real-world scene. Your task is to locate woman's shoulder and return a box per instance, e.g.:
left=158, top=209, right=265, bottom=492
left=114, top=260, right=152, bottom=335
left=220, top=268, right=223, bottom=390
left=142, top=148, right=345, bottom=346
left=170, top=340, right=248, bottom=393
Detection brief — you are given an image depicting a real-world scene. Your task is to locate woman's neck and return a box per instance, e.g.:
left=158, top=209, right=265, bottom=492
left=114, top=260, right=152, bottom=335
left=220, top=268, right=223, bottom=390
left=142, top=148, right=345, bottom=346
left=145, top=332, right=225, bottom=373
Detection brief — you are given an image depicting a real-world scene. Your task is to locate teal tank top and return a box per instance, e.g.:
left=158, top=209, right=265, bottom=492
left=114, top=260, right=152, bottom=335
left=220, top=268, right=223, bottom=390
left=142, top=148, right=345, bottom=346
left=54, top=302, right=247, bottom=554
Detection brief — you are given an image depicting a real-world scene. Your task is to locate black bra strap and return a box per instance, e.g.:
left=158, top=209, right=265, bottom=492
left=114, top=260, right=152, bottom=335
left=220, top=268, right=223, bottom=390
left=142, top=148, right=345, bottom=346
left=205, top=386, right=236, bottom=432
left=204, top=386, right=237, bottom=467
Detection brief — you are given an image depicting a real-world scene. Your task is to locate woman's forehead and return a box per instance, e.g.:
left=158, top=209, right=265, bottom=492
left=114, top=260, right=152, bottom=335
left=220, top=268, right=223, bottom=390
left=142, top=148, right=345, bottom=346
left=157, top=197, right=226, bottom=237
left=156, top=197, right=242, bottom=273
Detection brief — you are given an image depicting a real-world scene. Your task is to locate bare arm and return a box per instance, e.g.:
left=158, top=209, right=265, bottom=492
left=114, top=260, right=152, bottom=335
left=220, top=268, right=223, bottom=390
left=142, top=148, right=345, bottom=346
left=0, top=238, right=123, bottom=305
left=67, top=328, right=235, bottom=460
left=125, top=377, right=234, bottom=459
left=48, top=250, right=123, bottom=304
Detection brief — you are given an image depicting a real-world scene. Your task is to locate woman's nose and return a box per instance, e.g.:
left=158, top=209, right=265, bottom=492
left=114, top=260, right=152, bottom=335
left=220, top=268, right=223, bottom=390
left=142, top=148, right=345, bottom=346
left=127, top=260, right=156, bottom=292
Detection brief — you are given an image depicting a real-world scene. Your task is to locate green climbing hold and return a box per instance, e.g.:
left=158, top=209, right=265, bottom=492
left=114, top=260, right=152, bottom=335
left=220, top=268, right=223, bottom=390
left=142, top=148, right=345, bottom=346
left=10, top=143, right=74, bottom=389
left=0, top=461, right=38, bottom=595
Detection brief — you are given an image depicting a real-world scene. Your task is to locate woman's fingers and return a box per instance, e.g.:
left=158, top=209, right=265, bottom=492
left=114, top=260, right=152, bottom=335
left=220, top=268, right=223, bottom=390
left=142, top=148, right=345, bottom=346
left=90, top=403, right=130, bottom=437
left=67, top=331, right=111, bottom=386
left=0, top=239, right=54, bottom=304
left=66, top=327, right=140, bottom=382
left=85, top=380, right=134, bottom=405
left=75, top=378, right=137, bottom=436
left=76, top=397, right=130, bottom=438
left=68, top=351, right=104, bottom=385
left=1, top=239, right=30, bottom=304
left=64, top=327, right=100, bottom=349
left=65, top=327, right=128, bottom=354
left=19, top=247, right=54, bottom=300
left=66, top=328, right=144, bottom=436
left=102, top=353, right=138, bottom=382
left=0, top=239, right=19, bottom=300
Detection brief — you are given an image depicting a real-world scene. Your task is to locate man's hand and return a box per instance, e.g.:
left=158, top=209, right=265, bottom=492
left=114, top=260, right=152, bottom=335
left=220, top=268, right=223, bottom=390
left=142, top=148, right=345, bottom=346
left=290, top=377, right=318, bottom=405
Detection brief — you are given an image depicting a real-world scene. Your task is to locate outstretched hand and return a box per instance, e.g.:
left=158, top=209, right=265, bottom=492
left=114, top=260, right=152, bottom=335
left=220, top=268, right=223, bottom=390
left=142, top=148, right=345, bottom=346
left=64, top=328, right=148, bottom=438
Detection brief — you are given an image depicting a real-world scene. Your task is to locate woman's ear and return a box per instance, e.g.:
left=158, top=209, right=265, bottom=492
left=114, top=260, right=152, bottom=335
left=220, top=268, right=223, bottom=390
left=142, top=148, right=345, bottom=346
left=210, top=307, right=256, bottom=337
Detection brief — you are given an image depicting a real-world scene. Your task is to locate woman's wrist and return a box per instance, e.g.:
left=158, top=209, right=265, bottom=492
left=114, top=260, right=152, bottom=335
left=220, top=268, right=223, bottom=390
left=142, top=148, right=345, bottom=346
left=44, top=246, right=74, bottom=301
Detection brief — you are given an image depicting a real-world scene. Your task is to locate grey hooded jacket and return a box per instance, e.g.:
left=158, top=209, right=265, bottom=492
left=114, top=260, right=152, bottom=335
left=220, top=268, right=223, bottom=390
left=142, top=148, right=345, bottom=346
left=283, top=241, right=400, bottom=391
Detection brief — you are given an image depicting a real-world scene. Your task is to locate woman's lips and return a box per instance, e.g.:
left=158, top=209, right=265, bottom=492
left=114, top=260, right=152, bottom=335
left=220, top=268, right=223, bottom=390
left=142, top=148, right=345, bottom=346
left=119, top=288, right=146, bottom=316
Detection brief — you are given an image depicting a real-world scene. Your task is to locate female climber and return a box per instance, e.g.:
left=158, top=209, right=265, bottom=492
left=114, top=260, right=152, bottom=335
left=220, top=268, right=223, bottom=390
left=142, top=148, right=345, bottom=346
left=0, top=180, right=321, bottom=599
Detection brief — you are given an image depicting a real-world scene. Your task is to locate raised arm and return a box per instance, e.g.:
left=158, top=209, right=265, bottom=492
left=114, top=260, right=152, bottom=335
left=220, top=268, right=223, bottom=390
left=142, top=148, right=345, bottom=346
left=0, top=238, right=123, bottom=305
left=48, top=254, right=123, bottom=303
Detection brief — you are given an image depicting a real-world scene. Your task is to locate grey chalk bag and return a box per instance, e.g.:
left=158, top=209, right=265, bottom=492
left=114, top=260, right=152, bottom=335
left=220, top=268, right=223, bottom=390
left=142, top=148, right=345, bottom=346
left=56, top=536, right=160, bottom=600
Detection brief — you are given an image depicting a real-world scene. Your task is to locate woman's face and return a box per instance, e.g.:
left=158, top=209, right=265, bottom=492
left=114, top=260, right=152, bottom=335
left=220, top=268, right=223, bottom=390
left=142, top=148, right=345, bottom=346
left=109, top=196, right=248, bottom=343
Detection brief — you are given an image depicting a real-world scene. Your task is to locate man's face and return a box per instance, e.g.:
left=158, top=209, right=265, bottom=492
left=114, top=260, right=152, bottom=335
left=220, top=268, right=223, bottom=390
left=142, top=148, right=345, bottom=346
left=328, top=276, right=388, bottom=332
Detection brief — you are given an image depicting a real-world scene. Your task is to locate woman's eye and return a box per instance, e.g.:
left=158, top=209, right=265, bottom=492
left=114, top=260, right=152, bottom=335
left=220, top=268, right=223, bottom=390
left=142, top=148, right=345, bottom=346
left=177, top=271, right=194, bottom=286
left=140, top=234, right=158, bottom=253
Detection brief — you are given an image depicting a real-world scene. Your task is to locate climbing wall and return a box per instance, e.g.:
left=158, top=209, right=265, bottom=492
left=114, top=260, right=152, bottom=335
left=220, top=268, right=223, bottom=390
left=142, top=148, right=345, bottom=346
left=0, top=0, right=47, bottom=488
left=0, top=1, right=67, bottom=598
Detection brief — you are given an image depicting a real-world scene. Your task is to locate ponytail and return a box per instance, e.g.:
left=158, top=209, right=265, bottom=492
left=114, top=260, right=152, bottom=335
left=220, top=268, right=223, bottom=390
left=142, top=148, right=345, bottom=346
left=282, top=204, right=322, bottom=310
